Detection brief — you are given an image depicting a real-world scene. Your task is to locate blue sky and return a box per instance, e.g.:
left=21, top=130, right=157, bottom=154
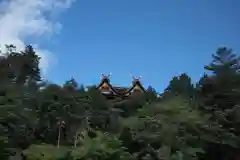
left=41, top=0, right=239, bottom=92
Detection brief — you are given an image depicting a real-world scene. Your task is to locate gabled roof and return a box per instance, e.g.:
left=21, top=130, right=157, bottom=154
left=113, top=87, right=129, bottom=94
left=128, top=77, right=146, bottom=93
left=96, top=73, right=118, bottom=95
left=97, top=74, right=146, bottom=97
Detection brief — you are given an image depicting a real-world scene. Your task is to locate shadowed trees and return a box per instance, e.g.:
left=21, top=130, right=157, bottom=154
left=0, top=45, right=240, bottom=160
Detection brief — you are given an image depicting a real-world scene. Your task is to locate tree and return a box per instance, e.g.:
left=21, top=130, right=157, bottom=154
left=204, top=47, right=240, bottom=75
left=201, top=47, right=240, bottom=125
left=20, top=45, right=41, bottom=87
left=145, top=85, right=158, bottom=102
left=1, top=44, right=240, bottom=160
left=63, top=78, right=78, bottom=91
left=0, top=45, right=41, bottom=87
left=163, top=73, right=195, bottom=99
left=198, top=47, right=240, bottom=159
left=122, top=96, right=237, bottom=160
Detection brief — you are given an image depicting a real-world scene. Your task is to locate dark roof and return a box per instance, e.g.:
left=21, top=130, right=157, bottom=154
left=128, top=79, right=146, bottom=93
left=112, top=87, right=129, bottom=94
left=97, top=75, right=146, bottom=96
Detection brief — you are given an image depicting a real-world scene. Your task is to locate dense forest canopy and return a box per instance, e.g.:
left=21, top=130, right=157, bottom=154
left=0, top=44, right=240, bottom=160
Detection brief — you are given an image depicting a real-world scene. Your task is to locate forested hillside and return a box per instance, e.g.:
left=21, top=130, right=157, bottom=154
left=0, top=45, right=240, bottom=160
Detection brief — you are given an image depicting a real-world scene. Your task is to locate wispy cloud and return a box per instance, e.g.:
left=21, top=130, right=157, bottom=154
left=0, top=0, right=75, bottom=74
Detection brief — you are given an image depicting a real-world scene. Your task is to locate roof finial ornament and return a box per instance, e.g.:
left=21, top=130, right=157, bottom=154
left=131, top=74, right=142, bottom=81
left=101, top=72, right=112, bottom=79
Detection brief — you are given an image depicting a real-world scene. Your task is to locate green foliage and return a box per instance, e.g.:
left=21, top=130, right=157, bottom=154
left=201, top=47, right=240, bottom=136
left=163, top=73, right=195, bottom=99
left=23, top=144, right=69, bottom=160
left=0, top=45, right=240, bottom=160
left=23, top=131, right=135, bottom=160
left=122, top=97, right=208, bottom=159
left=145, top=85, right=158, bottom=102
left=70, top=130, right=135, bottom=160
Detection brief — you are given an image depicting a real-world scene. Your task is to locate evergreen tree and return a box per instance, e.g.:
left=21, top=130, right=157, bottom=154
left=163, top=73, right=195, bottom=99
left=0, top=44, right=240, bottom=160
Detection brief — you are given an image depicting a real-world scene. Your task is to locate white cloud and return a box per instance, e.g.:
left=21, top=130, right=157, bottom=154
left=0, top=0, right=75, bottom=75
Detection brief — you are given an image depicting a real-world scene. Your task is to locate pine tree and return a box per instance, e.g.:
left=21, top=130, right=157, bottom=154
left=201, top=47, right=240, bottom=137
